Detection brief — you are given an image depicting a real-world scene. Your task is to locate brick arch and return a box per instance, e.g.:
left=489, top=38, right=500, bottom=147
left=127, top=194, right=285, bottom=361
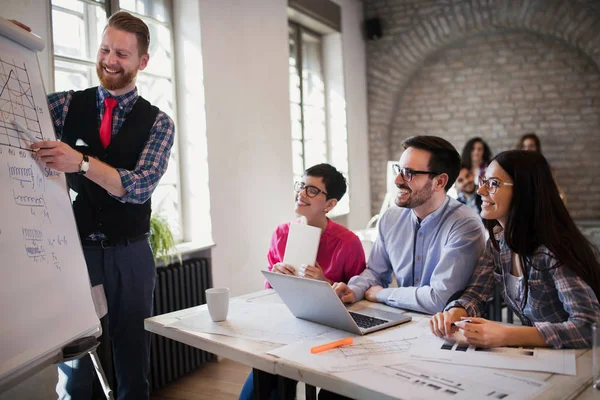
left=368, top=0, right=600, bottom=215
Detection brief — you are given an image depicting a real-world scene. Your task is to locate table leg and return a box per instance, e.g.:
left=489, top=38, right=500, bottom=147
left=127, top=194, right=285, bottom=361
left=305, top=383, right=317, bottom=400
left=277, top=375, right=297, bottom=399
left=253, top=368, right=274, bottom=400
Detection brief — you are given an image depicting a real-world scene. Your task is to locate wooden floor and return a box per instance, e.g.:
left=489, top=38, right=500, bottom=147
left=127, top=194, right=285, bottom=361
left=150, top=359, right=251, bottom=400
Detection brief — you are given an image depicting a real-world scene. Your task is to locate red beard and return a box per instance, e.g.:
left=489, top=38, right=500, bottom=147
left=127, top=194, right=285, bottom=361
left=96, top=63, right=137, bottom=91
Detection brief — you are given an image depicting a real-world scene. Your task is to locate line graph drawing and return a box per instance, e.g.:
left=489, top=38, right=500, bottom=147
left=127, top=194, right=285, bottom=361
left=337, top=337, right=417, bottom=357
left=0, top=55, right=44, bottom=150
left=335, top=337, right=417, bottom=358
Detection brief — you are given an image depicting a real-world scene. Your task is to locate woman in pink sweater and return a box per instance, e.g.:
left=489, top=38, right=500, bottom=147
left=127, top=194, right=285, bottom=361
left=266, top=163, right=366, bottom=285
left=241, top=163, right=366, bottom=400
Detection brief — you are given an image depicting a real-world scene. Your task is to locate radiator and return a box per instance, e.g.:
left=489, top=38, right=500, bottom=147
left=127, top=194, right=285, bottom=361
left=150, top=258, right=217, bottom=392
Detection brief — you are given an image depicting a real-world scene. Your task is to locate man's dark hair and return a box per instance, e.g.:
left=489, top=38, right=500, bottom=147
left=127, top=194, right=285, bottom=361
left=401, top=136, right=461, bottom=191
left=304, top=163, right=347, bottom=201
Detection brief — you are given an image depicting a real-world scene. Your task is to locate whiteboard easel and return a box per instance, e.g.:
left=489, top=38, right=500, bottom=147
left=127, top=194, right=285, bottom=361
left=0, top=16, right=104, bottom=396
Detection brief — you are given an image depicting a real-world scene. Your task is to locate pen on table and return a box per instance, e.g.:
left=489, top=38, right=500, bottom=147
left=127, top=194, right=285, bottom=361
left=12, top=120, right=40, bottom=143
left=451, top=319, right=472, bottom=327
left=310, top=337, right=353, bottom=354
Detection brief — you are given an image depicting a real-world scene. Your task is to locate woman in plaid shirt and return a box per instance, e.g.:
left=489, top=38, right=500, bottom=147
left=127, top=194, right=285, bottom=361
left=430, top=150, right=600, bottom=349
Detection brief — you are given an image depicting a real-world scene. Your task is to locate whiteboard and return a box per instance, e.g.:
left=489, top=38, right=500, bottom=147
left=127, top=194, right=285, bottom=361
left=0, top=17, right=99, bottom=390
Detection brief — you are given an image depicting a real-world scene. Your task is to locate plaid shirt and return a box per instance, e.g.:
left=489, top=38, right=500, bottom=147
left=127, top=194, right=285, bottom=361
left=447, top=232, right=600, bottom=349
left=48, top=86, right=175, bottom=239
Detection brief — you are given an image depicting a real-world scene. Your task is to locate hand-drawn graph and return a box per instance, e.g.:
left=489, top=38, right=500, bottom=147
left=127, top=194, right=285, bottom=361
left=337, top=338, right=416, bottom=357
left=0, top=56, right=44, bottom=150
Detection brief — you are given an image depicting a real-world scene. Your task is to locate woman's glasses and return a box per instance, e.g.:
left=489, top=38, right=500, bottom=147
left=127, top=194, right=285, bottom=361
left=478, top=176, right=514, bottom=194
left=294, top=181, right=328, bottom=198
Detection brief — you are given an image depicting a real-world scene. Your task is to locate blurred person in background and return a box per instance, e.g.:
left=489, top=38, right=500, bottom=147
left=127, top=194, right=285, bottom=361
left=461, top=137, right=492, bottom=184
left=516, top=132, right=566, bottom=204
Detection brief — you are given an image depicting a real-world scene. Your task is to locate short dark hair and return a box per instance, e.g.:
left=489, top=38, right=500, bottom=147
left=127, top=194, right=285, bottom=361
left=461, top=137, right=492, bottom=170
left=304, top=163, right=347, bottom=201
left=486, top=150, right=600, bottom=300
left=401, top=136, right=461, bottom=191
left=517, top=132, right=542, bottom=153
left=106, top=11, right=150, bottom=56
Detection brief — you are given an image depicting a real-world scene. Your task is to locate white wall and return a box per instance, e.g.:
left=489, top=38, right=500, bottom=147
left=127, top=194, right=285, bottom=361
left=197, top=0, right=296, bottom=296
left=334, top=0, right=371, bottom=231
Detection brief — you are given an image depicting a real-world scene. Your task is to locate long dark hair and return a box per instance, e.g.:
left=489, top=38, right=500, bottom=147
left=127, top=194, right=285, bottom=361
left=485, top=150, right=600, bottom=299
left=461, top=137, right=492, bottom=169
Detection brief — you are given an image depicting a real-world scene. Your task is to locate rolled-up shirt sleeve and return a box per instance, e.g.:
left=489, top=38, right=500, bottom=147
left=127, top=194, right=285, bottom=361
left=110, top=112, right=175, bottom=204
left=534, top=264, right=600, bottom=349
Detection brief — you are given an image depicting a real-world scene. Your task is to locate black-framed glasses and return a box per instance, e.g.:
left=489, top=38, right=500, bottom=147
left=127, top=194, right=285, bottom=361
left=478, top=176, right=514, bottom=194
left=294, top=181, right=328, bottom=198
left=392, top=164, right=441, bottom=182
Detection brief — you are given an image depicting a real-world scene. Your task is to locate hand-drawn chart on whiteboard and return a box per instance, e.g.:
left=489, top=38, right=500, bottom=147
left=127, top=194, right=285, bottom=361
left=0, top=20, right=98, bottom=386
left=0, top=55, right=45, bottom=149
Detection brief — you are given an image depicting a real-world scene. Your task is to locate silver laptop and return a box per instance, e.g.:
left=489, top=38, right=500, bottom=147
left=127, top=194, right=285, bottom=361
left=262, top=270, right=411, bottom=335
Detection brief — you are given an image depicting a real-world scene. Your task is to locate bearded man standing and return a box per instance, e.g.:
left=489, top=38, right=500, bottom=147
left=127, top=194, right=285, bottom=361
left=30, top=11, right=174, bottom=400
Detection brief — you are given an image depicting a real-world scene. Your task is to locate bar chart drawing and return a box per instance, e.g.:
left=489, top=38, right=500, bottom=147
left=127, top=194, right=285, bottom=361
left=0, top=56, right=43, bottom=150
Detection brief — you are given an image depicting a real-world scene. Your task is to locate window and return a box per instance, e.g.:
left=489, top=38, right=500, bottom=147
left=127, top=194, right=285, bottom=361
left=51, top=0, right=182, bottom=241
left=288, top=21, right=349, bottom=215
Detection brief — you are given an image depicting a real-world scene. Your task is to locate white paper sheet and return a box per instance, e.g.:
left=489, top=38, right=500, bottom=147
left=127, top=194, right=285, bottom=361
left=283, top=222, right=321, bottom=276
left=167, top=299, right=334, bottom=345
left=268, top=319, right=430, bottom=373
left=337, top=361, right=550, bottom=400
left=244, top=290, right=283, bottom=304
left=410, top=332, right=576, bottom=375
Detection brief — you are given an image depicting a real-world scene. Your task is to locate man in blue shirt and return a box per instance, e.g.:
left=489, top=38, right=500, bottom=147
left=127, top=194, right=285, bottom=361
left=333, top=136, right=485, bottom=315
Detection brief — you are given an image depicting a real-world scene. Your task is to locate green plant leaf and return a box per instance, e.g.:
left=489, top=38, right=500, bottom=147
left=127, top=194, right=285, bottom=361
left=149, top=214, right=181, bottom=265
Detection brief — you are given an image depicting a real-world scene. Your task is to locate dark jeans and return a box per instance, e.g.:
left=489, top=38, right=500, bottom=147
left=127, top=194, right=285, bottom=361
left=56, top=239, right=155, bottom=400
left=239, top=370, right=298, bottom=400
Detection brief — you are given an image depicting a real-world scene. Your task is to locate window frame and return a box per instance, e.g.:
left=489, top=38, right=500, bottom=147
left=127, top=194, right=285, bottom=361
left=288, top=20, right=330, bottom=181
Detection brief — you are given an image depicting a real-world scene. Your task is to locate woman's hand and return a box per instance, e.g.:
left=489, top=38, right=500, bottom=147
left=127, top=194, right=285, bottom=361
left=430, top=307, right=468, bottom=338
left=272, top=262, right=295, bottom=275
left=456, top=317, right=510, bottom=348
left=303, top=262, right=329, bottom=283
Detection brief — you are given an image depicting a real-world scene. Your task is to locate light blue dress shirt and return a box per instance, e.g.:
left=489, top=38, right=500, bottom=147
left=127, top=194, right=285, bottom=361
left=348, top=196, right=486, bottom=314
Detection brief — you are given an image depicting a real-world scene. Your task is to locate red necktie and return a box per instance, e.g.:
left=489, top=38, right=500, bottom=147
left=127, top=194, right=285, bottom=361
left=99, top=97, right=118, bottom=148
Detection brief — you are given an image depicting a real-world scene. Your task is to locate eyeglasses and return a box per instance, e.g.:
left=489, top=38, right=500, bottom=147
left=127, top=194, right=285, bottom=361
left=392, top=164, right=441, bottom=182
left=294, top=181, right=328, bottom=198
left=478, top=176, right=514, bottom=194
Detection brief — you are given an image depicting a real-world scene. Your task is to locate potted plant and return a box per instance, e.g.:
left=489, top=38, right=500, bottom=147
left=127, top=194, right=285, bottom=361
left=149, top=214, right=181, bottom=266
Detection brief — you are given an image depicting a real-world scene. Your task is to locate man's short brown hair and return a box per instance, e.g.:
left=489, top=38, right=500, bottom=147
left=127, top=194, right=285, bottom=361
left=106, top=11, right=150, bottom=56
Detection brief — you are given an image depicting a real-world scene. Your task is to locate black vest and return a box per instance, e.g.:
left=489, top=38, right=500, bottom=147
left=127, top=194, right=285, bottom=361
left=61, top=87, right=159, bottom=242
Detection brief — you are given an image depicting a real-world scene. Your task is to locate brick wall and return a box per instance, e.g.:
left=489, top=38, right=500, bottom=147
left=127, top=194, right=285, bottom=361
left=365, top=0, right=600, bottom=219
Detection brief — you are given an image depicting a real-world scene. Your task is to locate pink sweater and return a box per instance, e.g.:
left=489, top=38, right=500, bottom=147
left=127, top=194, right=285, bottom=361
left=265, top=219, right=366, bottom=288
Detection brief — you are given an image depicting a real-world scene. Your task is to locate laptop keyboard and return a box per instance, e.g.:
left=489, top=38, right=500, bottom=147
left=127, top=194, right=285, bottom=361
left=349, top=312, right=388, bottom=329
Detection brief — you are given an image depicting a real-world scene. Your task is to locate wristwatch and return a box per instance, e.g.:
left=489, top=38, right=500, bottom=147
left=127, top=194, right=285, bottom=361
left=79, top=154, right=90, bottom=175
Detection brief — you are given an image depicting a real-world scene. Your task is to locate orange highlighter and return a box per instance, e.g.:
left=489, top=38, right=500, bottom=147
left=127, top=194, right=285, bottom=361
left=310, top=337, right=354, bottom=354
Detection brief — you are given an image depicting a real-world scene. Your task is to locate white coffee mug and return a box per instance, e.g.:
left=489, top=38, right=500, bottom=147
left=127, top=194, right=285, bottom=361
left=206, top=287, right=230, bottom=322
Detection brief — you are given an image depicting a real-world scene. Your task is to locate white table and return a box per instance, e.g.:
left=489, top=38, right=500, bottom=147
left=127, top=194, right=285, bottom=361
left=145, top=290, right=596, bottom=400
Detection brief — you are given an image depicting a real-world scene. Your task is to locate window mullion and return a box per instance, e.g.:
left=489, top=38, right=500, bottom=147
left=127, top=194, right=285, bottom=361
left=296, top=25, right=306, bottom=174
